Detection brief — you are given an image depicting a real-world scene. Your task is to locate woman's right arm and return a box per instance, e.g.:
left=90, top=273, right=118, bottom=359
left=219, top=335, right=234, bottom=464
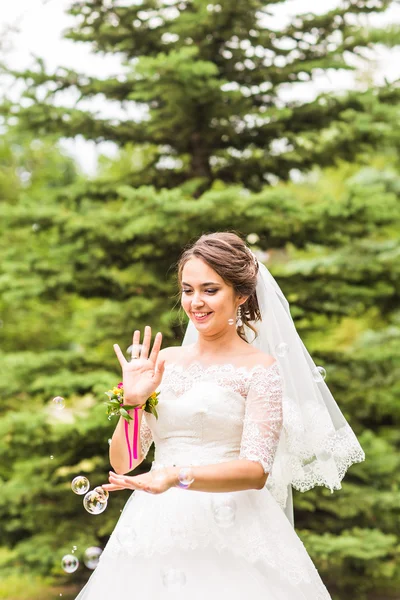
left=109, top=407, right=148, bottom=474
left=108, top=329, right=169, bottom=474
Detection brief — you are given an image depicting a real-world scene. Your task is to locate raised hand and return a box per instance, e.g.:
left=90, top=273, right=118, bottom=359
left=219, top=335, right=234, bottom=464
left=113, top=326, right=165, bottom=405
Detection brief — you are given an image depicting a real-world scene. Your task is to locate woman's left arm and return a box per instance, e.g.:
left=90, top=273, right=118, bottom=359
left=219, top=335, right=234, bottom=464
left=169, top=459, right=267, bottom=492
left=104, top=459, right=265, bottom=495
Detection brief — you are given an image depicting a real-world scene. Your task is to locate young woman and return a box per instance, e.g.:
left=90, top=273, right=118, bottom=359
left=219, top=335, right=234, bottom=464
left=75, top=232, right=364, bottom=599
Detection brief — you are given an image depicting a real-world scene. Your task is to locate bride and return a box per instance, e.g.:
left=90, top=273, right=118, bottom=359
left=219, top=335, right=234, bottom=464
left=75, top=232, right=365, bottom=599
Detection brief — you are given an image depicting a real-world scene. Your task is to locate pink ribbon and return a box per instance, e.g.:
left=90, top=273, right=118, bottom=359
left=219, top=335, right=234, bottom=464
left=124, top=407, right=141, bottom=470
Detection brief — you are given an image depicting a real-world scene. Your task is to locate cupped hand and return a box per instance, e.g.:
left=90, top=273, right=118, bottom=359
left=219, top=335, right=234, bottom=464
left=102, top=469, right=174, bottom=495
left=113, top=326, right=165, bottom=405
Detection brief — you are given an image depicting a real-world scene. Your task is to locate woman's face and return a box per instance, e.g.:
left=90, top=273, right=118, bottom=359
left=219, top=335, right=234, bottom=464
left=180, top=257, right=241, bottom=335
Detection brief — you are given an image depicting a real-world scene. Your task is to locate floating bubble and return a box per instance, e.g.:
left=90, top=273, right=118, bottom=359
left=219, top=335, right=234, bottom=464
left=52, top=396, right=65, bottom=410
left=71, top=476, right=90, bottom=496
left=61, top=554, right=79, bottom=574
left=127, top=344, right=143, bottom=359
left=275, top=342, right=289, bottom=358
left=71, top=545, right=77, bottom=553
left=50, top=455, right=54, bottom=460
left=161, top=567, right=187, bottom=589
left=83, top=489, right=108, bottom=515
left=246, top=233, right=260, bottom=245
left=211, top=494, right=237, bottom=528
left=312, top=366, right=327, bottom=382
left=108, top=438, right=112, bottom=446
left=83, top=546, right=102, bottom=570
left=178, top=467, right=194, bottom=488
left=227, top=318, right=235, bottom=326
left=32, top=223, right=40, bottom=232
left=94, top=486, right=109, bottom=501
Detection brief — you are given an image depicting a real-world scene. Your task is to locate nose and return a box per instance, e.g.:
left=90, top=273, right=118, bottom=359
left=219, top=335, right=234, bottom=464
left=191, top=292, right=205, bottom=308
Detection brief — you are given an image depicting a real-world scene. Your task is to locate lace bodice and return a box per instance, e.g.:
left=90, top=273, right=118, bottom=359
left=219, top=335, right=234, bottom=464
left=139, top=361, right=283, bottom=473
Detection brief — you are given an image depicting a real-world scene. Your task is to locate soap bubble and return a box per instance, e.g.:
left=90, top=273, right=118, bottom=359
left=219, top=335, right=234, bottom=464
left=93, top=486, right=109, bottom=501
left=50, top=455, right=54, bottom=460
left=71, top=476, right=90, bottom=495
left=108, top=438, right=112, bottom=446
left=127, top=344, right=143, bottom=359
left=32, top=223, right=40, bottom=232
left=52, top=396, right=65, bottom=410
left=312, top=366, right=327, bottom=382
left=71, top=545, right=77, bottom=553
left=275, top=342, right=289, bottom=358
left=83, top=489, right=108, bottom=515
left=161, top=567, right=187, bottom=589
left=211, top=494, right=237, bottom=528
left=83, top=546, right=102, bottom=570
left=246, top=233, right=259, bottom=244
left=61, top=554, right=79, bottom=574
left=178, top=467, right=194, bottom=488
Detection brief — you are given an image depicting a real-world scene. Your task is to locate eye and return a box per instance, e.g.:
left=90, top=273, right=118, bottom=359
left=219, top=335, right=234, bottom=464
left=182, top=289, right=192, bottom=294
left=205, top=289, right=217, bottom=294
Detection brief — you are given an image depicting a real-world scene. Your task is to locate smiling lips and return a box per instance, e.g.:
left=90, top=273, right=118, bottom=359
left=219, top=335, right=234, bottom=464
left=192, top=312, right=213, bottom=322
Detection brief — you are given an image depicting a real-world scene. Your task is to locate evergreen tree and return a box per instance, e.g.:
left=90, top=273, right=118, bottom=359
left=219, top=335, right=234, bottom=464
left=1, top=0, right=399, bottom=191
left=0, top=1, right=399, bottom=598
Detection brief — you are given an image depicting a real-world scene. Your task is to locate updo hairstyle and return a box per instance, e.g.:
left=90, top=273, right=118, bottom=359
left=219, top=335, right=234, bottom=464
left=177, top=232, right=261, bottom=341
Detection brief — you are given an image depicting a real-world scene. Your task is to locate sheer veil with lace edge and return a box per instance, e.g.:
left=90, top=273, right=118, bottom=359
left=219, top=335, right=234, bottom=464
left=182, top=260, right=365, bottom=526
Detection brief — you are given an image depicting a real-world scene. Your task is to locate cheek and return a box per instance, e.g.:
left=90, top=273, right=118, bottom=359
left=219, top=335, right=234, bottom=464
left=181, top=294, right=190, bottom=312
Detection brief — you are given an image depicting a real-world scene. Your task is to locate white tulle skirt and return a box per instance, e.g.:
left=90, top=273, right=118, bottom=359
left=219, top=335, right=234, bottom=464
left=75, top=485, right=331, bottom=599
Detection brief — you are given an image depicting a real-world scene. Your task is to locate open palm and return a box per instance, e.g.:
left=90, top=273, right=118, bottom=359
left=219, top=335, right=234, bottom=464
left=113, top=326, right=165, bottom=405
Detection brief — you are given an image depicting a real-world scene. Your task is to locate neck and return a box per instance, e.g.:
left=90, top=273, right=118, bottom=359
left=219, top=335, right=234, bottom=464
left=193, top=327, right=245, bottom=357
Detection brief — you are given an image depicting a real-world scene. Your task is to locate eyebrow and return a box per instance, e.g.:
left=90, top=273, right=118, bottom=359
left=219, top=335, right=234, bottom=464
left=181, top=281, right=221, bottom=287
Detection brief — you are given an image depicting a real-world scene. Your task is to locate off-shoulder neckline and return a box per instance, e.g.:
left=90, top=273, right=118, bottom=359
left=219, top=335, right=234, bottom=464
left=164, top=360, right=279, bottom=377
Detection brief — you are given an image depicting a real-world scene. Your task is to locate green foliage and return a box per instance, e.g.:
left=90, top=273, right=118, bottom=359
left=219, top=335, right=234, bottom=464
left=1, top=1, right=400, bottom=599
left=1, top=0, right=400, bottom=189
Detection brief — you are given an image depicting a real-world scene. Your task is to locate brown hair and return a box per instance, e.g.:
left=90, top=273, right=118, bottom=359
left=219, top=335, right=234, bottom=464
left=177, top=232, right=261, bottom=342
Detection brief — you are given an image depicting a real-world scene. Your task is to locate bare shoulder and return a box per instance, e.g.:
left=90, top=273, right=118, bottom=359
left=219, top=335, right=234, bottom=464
left=158, top=345, right=186, bottom=363
left=242, top=348, right=276, bottom=370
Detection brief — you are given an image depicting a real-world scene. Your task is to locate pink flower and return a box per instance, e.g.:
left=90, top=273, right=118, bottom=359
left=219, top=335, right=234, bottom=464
left=117, top=382, right=123, bottom=389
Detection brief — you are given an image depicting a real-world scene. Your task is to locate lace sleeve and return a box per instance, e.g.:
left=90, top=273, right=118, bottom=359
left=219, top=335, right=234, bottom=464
left=239, top=363, right=283, bottom=474
left=140, top=412, right=153, bottom=459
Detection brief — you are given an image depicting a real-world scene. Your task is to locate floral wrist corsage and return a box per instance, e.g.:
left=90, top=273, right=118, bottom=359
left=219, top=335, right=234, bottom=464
left=104, top=382, right=159, bottom=422
left=105, top=383, right=159, bottom=469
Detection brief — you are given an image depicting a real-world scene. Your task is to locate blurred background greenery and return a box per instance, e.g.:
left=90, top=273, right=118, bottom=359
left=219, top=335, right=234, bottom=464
left=0, top=1, right=399, bottom=599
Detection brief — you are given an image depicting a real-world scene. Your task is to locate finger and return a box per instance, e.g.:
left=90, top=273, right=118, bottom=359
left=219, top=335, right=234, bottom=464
left=154, top=358, right=166, bottom=386
left=130, top=330, right=141, bottom=359
left=140, top=325, right=151, bottom=360
left=102, top=483, right=125, bottom=492
left=122, top=476, right=146, bottom=491
left=149, top=332, right=163, bottom=364
left=113, top=344, right=127, bottom=368
left=109, top=471, right=127, bottom=482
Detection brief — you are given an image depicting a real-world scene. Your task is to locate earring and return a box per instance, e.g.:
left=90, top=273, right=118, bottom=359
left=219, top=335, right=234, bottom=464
left=236, top=306, right=243, bottom=328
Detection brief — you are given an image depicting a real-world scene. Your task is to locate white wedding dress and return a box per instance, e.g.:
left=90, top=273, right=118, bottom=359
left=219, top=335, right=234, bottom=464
left=75, top=361, right=332, bottom=599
